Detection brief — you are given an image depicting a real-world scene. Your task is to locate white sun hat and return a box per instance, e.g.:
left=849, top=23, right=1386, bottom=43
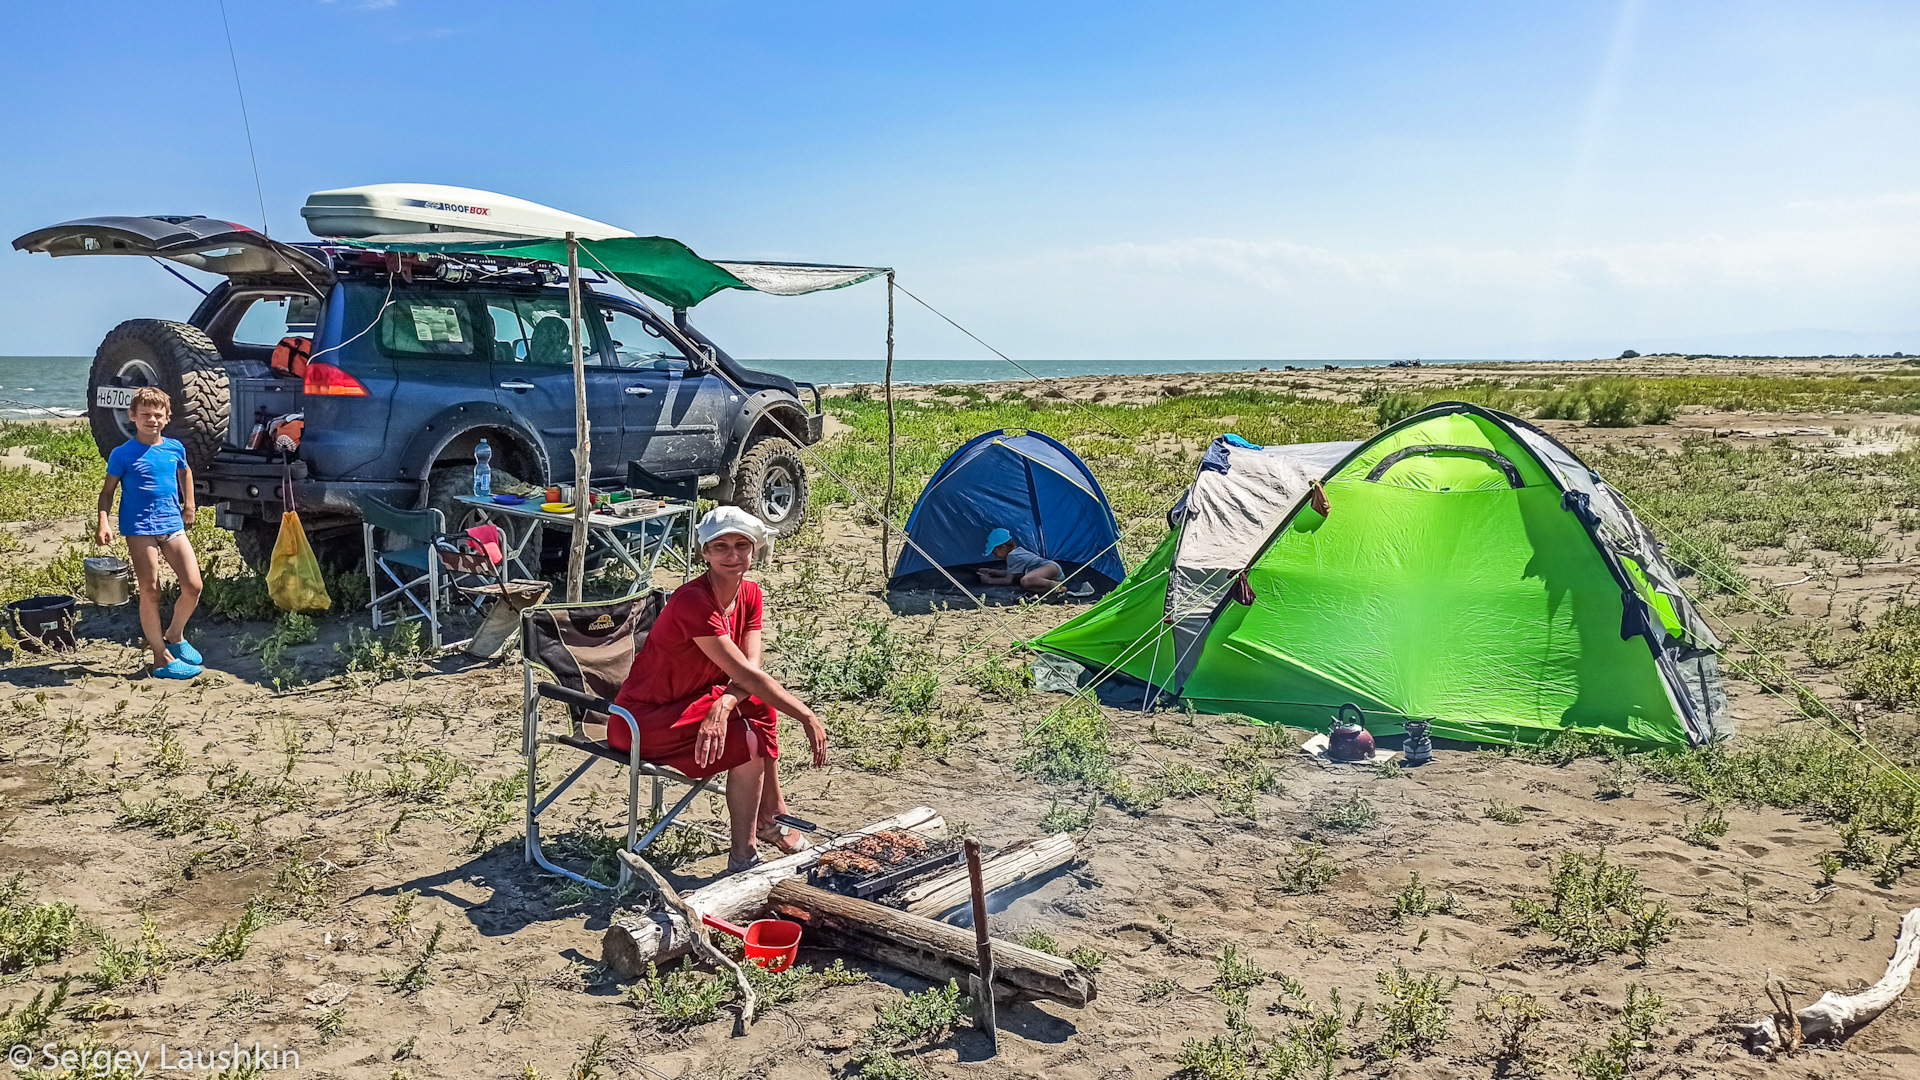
left=697, top=506, right=775, bottom=564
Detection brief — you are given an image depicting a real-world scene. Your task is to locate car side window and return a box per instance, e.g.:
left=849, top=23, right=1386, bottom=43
left=379, top=293, right=480, bottom=358
left=232, top=294, right=320, bottom=346
left=511, top=297, right=604, bottom=366
left=485, top=302, right=528, bottom=363
left=604, top=308, right=691, bottom=371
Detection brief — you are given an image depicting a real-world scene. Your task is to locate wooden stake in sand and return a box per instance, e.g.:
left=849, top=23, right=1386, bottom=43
left=1743, top=906, right=1920, bottom=1053
left=601, top=807, right=946, bottom=976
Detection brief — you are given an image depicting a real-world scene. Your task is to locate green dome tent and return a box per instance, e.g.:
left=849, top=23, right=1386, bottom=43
left=1031, top=403, right=1727, bottom=749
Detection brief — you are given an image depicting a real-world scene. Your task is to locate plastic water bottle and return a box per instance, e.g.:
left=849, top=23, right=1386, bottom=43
left=473, top=439, right=492, bottom=500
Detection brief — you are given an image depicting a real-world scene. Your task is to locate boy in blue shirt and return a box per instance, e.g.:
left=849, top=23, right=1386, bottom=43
left=977, top=527, right=1077, bottom=594
left=95, top=387, right=205, bottom=679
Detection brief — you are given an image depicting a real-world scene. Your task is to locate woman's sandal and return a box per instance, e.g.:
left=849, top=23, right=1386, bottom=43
left=756, top=823, right=811, bottom=855
left=726, top=850, right=762, bottom=875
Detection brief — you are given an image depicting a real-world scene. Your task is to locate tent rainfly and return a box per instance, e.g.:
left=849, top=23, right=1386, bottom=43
left=890, top=430, right=1126, bottom=594
left=1031, top=403, right=1728, bottom=749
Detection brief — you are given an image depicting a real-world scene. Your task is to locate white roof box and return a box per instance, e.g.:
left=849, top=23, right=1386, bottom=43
left=300, top=184, right=635, bottom=243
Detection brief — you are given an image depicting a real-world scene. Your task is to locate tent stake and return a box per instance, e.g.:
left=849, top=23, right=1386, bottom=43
left=566, top=231, right=590, bottom=603
left=882, top=271, right=897, bottom=580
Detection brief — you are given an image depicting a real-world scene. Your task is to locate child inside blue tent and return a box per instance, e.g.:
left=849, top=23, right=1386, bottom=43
left=977, top=527, right=1091, bottom=595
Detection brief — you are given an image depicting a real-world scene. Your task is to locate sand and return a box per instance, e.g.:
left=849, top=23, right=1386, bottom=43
left=3, top=364, right=1918, bottom=1079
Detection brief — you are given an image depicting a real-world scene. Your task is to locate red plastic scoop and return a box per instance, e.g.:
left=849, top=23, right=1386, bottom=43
left=701, top=913, right=802, bottom=972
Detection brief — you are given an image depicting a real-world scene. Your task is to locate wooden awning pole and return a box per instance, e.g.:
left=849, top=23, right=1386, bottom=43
left=566, top=232, right=590, bottom=603
left=881, top=271, right=897, bottom=581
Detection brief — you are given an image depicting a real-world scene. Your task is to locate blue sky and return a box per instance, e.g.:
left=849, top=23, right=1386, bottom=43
left=3, top=1, right=1918, bottom=360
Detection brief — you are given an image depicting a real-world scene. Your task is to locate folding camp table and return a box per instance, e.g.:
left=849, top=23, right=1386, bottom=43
left=455, top=496, right=698, bottom=588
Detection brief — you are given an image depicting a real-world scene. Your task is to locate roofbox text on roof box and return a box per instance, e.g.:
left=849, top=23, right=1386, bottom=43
left=300, top=183, right=635, bottom=243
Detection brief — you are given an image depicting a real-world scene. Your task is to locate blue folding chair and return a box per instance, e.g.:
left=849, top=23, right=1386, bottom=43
left=359, top=496, right=463, bottom=650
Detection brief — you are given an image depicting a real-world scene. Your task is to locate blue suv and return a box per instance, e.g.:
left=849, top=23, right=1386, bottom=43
left=15, top=215, right=824, bottom=569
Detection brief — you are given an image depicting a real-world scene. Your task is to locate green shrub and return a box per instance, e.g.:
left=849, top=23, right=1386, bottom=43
left=1311, top=791, right=1377, bottom=831
left=0, top=875, right=81, bottom=973
left=1571, top=984, right=1664, bottom=1080
left=1373, top=393, right=1427, bottom=428
left=1277, top=842, right=1340, bottom=894
left=195, top=899, right=274, bottom=964
left=1584, top=381, right=1640, bottom=427
left=1392, top=873, right=1457, bottom=918
left=1017, top=698, right=1115, bottom=786
left=621, top=958, right=730, bottom=1030
left=1484, top=799, right=1526, bottom=825
left=1372, top=960, right=1458, bottom=1060
left=1477, top=991, right=1549, bottom=1077
left=1511, top=849, right=1673, bottom=964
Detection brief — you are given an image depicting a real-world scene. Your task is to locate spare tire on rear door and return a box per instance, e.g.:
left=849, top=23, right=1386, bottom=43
left=89, top=319, right=230, bottom=471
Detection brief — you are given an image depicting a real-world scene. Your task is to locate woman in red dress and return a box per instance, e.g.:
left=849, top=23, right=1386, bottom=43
left=613, top=507, right=827, bottom=873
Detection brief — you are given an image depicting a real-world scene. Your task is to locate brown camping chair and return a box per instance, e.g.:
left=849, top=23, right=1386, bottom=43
left=521, top=590, right=723, bottom=888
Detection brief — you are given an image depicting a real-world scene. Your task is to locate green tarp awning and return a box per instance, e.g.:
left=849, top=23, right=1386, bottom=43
left=337, top=235, right=887, bottom=310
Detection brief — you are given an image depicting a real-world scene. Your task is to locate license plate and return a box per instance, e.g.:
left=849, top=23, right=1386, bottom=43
left=95, top=385, right=137, bottom=410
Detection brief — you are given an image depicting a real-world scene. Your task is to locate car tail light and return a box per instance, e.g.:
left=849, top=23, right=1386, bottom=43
left=304, top=361, right=368, bottom=397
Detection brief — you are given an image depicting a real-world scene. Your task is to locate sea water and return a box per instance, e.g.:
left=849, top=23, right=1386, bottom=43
left=0, top=354, right=1505, bottom=418
left=0, top=355, right=90, bottom=418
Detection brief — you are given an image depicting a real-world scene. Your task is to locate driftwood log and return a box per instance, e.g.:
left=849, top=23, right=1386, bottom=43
left=767, top=879, right=1097, bottom=1007
left=1744, top=906, right=1920, bottom=1053
left=602, top=806, right=946, bottom=977
left=900, top=833, right=1078, bottom=918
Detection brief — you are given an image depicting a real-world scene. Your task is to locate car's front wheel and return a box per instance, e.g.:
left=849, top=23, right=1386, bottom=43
left=730, top=436, right=808, bottom=536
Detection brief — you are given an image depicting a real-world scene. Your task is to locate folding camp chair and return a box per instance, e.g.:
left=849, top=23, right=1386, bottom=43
left=521, top=590, right=723, bottom=888
left=359, top=497, right=506, bottom=650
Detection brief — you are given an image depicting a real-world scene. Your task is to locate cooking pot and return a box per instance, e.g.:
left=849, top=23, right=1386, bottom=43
left=84, top=556, right=132, bottom=606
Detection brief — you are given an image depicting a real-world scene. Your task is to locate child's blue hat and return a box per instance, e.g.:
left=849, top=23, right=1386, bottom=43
left=982, top=528, right=1013, bottom=556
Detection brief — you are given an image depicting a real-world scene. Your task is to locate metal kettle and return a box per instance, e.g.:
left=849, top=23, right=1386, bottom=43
left=1327, top=703, right=1375, bottom=762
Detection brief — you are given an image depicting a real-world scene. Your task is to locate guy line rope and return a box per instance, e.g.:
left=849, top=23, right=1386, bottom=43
left=1615, top=488, right=1920, bottom=796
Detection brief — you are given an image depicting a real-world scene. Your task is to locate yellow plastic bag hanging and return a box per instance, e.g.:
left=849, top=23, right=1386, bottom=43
left=268, top=510, right=332, bottom=613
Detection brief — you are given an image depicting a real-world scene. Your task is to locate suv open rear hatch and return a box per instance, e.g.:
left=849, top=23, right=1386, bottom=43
left=13, top=216, right=333, bottom=285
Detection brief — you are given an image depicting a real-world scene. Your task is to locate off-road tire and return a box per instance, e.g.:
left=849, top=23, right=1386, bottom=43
left=233, top=517, right=364, bottom=576
left=233, top=518, right=278, bottom=575
left=89, top=319, right=229, bottom=471
left=730, top=436, right=808, bottom=536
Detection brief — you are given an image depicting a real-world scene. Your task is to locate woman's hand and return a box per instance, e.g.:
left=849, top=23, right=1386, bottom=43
left=695, top=693, right=738, bottom=768
left=798, top=710, right=828, bottom=767
left=94, top=520, right=111, bottom=546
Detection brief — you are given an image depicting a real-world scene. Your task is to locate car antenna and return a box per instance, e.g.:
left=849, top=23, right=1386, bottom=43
left=217, top=0, right=271, bottom=238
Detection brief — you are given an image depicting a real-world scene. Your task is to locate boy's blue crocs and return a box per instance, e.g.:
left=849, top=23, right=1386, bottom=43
left=152, top=659, right=201, bottom=680
left=168, top=639, right=202, bottom=665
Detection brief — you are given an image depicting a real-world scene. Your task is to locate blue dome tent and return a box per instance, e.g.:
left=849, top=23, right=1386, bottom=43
left=889, top=429, right=1126, bottom=594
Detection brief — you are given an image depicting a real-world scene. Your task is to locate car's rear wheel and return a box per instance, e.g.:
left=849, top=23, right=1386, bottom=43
left=89, top=319, right=229, bottom=471
left=233, top=518, right=277, bottom=575
left=730, top=435, right=808, bottom=536
left=427, top=464, right=527, bottom=537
